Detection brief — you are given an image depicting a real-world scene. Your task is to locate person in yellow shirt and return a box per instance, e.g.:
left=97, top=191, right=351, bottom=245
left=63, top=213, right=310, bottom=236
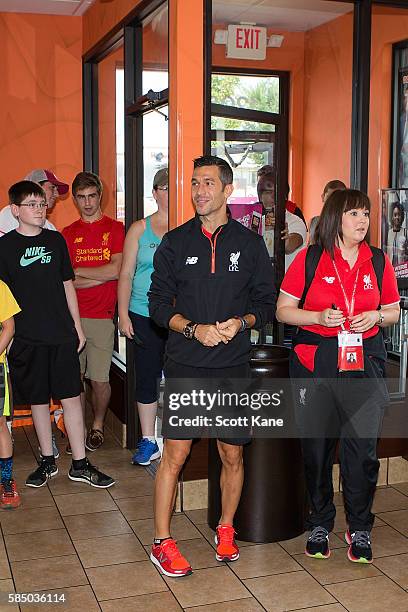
left=0, top=281, right=21, bottom=508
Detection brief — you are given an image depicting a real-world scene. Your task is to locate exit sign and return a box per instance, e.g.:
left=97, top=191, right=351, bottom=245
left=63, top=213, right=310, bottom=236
left=226, top=25, right=267, bottom=60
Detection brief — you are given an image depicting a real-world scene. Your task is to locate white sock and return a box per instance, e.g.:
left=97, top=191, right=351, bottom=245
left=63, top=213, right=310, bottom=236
left=144, top=436, right=156, bottom=443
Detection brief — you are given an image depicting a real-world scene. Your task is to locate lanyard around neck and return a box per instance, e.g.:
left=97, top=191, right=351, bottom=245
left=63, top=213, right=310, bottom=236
left=332, top=260, right=359, bottom=318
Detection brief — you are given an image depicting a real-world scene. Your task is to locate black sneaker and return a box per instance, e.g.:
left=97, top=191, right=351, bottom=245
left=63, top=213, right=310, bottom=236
left=345, top=530, right=373, bottom=563
left=68, top=458, right=115, bottom=489
left=26, top=459, right=58, bottom=488
left=305, top=526, right=330, bottom=559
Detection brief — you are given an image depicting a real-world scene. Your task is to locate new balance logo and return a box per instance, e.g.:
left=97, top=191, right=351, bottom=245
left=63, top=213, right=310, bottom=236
left=20, top=246, right=52, bottom=267
left=322, top=276, right=335, bottom=284
left=74, top=237, right=83, bottom=243
left=186, top=257, right=198, bottom=265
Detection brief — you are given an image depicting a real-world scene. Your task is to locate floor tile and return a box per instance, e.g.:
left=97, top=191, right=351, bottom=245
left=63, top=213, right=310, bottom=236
left=115, top=496, right=154, bottom=520
left=393, top=482, right=408, bottom=497
left=100, top=591, right=182, bottom=612
left=86, top=560, right=166, bottom=600
left=296, top=606, right=347, bottom=612
left=294, top=547, right=381, bottom=585
left=326, top=575, right=408, bottom=612
left=97, top=460, right=150, bottom=479
left=279, top=531, right=346, bottom=555
left=108, top=475, right=154, bottom=499
left=244, top=571, right=335, bottom=611
left=64, top=510, right=131, bottom=540
left=17, top=484, right=55, bottom=509
left=0, top=578, right=18, bottom=611
left=5, top=529, right=75, bottom=562
left=47, top=475, right=98, bottom=496
left=54, top=490, right=117, bottom=516
left=11, top=555, right=88, bottom=592
left=185, top=509, right=208, bottom=525
left=372, top=487, right=408, bottom=513
left=377, top=509, right=408, bottom=536
left=371, top=525, right=408, bottom=557
left=0, top=541, right=11, bottom=581
left=13, top=454, right=40, bottom=471
left=374, top=553, right=408, bottom=588
left=19, top=586, right=100, bottom=611
left=231, top=543, right=302, bottom=579
left=185, top=598, right=265, bottom=611
left=0, top=506, right=64, bottom=535
left=164, top=566, right=249, bottom=608
left=74, top=533, right=147, bottom=567
left=130, top=514, right=201, bottom=545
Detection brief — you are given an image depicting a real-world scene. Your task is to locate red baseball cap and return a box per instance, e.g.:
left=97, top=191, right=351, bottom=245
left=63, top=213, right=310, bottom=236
left=24, top=169, right=69, bottom=196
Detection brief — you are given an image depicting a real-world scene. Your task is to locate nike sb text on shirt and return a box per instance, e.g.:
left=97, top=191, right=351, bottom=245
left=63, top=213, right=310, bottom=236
left=20, top=247, right=52, bottom=267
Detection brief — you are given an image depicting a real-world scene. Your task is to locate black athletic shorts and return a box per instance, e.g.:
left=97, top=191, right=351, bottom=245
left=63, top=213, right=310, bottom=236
left=8, top=337, right=82, bottom=405
left=163, top=357, right=251, bottom=446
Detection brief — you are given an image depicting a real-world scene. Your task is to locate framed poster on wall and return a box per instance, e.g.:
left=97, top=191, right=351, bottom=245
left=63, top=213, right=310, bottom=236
left=381, top=188, right=408, bottom=280
left=391, top=41, right=408, bottom=188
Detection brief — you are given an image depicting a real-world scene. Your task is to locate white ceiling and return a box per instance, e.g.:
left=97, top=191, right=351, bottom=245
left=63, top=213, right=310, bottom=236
left=0, top=0, right=353, bottom=27
left=0, top=0, right=96, bottom=16
left=213, top=0, right=353, bottom=31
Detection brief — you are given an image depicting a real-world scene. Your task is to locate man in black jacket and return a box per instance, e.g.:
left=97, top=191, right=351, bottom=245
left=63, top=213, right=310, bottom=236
left=148, top=155, right=276, bottom=578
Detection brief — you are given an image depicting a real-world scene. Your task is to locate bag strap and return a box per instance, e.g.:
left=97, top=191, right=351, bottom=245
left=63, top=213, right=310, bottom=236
left=299, top=244, right=385, bottom=310
left=369, top=246, right=385, bottom=307
left=299, top=245, right=323, bottom=308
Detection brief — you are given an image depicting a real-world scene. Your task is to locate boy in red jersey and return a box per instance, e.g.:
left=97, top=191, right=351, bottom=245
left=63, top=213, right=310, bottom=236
left=63, top=173, right=124, bottom=451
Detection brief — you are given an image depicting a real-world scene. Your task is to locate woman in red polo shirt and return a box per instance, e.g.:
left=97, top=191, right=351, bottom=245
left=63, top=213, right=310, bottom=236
left=276, top=189, right=400, bottom=565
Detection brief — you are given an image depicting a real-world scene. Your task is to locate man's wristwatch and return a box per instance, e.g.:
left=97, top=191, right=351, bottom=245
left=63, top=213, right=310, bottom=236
left=378, top=310, right=385, bottom=325
left=183, top=321, right=197, bottom=340
left=234, top=316, right=249, bottom=333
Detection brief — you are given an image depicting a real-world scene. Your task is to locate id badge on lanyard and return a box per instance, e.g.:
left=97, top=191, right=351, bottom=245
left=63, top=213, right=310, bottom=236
left=332, top=262, right=364, bottom=372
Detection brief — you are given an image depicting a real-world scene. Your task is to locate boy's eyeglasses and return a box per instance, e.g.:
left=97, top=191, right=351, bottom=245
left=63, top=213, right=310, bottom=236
left=20, top=201, right=47, bottom=209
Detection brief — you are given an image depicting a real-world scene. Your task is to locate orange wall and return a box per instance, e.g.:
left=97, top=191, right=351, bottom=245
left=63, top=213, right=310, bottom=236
left=213, top=28, right=305, bottom=208
left=302, top=12, right=353, bottom=221
left=83, top=0, right=143, bottom=55
left=369, top=6, right=408, bottom=245
left=0, top=13, right=83, bottom=231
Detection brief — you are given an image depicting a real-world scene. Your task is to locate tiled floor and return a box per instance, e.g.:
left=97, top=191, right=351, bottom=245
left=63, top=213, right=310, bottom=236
left=2, top=426, right=408, bottom=611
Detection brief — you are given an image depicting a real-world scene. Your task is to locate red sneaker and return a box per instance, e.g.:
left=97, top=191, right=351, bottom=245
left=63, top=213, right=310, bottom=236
left=0, top=480, right=21, bottom=510
left=150, top=538, right=192, bottom=577
left=215, top=524, right=240, bottom=562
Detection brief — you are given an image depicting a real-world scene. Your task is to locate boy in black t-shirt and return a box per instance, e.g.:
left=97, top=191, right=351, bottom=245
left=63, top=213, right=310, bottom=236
left=0, top=181, right=115, bottom=489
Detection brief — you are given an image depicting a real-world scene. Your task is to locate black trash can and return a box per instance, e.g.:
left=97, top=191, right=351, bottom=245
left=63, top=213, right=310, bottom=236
left=208, top=344, right=307, bottom=543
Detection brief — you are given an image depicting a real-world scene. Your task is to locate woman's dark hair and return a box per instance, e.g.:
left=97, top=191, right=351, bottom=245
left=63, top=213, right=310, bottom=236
left=316, top=188, right=371, bottom=256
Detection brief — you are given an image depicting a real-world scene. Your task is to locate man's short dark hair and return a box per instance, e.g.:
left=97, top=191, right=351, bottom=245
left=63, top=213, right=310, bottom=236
left=72, top=172, right=103, bottom=198
left=323, top=179, right=347, bottom=196
left=317, top=188, right=371, bottom=256
left=8, top=181, right=45, bottom=206
left=193, top=156, right=233, bottom=189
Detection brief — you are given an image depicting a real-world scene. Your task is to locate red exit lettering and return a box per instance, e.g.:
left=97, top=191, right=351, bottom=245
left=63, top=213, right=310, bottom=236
left=235, top=27, right=261, bottom=50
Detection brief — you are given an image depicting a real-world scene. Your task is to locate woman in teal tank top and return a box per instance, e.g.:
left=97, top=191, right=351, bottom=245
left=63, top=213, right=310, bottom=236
left=118, top=168, right=168, bottom=465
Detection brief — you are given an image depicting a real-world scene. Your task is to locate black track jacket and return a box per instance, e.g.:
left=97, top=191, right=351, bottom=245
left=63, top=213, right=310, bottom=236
left=148, top=215, right=276, bottom=368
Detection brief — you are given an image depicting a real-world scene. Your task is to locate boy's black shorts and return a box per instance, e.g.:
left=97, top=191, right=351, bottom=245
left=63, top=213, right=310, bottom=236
left=8, top=338, right=81, bottom=405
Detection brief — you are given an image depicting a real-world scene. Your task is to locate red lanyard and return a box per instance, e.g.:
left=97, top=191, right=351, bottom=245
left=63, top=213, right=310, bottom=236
left=332, top=260, right=359, bottom=318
